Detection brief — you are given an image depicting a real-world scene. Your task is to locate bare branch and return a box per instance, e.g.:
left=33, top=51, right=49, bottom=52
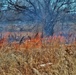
left=56, top=1, right=76, bottom=12
left=19, top=36, right=25, bottom=45
left=8, top=0, right=27, bottom=11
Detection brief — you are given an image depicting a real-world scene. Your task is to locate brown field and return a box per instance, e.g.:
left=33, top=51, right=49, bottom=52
left=0, top=32, right=76, bottom=75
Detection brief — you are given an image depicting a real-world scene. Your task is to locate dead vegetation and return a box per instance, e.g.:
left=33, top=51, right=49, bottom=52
left=0, top=32, right=76, bottom=75
left=0, top=41, right=76, bottom=75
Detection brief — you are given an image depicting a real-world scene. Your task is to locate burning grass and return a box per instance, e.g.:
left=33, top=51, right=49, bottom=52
left=0, top=32, right=76, bottom=75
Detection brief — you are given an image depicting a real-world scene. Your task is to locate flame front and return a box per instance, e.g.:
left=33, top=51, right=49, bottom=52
left=0, top=32, right=75, bottom=50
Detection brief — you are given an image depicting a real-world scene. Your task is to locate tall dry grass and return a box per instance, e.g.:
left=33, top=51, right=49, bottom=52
left=0, top=32, right=76, bottom=75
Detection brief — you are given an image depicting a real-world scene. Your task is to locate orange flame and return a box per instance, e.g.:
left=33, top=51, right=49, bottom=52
left=0, top=38, right=7, bottom=48
left=23, top=33, right=42, bottom=49
left=0, top=32, right=75, bottom=50
left=11, top=33, right=42, bottom=50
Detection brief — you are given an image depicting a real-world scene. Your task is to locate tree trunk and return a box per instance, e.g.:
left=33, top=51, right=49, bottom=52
left=44, top=23, right=54, bottom=36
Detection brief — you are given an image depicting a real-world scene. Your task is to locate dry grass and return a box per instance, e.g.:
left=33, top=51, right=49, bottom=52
left=0, top=42, right=76, bottom=75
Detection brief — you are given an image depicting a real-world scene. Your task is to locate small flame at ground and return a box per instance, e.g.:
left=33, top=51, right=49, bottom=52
left=0, top=32, right=75, bottom=50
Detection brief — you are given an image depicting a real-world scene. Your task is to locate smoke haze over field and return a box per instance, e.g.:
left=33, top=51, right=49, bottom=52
left=0, top=0, right=76, bottom=36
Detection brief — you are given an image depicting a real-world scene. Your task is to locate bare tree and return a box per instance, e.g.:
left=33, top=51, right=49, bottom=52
left=0, top=0, right=76, bottom=36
